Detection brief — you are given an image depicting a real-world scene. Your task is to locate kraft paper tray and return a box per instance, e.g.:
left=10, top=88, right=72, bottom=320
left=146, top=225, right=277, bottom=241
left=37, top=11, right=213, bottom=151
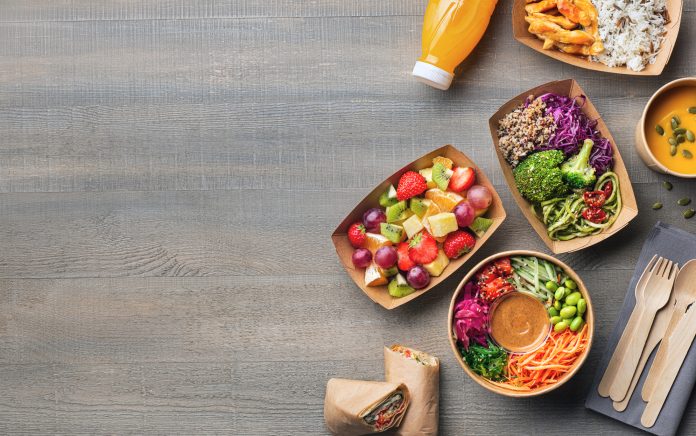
left=488, top=79, right=638, bottom=254
left=332, top=145, right=506, bottom=310
left=512, top=0, right=683, bottom=76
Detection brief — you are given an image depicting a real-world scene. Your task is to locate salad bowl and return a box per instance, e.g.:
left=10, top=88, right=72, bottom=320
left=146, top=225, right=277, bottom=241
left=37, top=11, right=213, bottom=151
left=488, top=79, right=638, bottom=254
left=447, top=250, right=595, bottom=397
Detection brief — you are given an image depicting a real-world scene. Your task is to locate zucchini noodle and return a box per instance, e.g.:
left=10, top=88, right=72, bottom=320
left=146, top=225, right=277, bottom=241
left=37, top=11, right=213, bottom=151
left=532, top=172, right=622, bottom=241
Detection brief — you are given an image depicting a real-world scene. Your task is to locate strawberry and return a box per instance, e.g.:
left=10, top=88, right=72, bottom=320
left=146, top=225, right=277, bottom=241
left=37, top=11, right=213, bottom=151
left=449, top=167, right=475, bottom=192
left=396, top=171, right=427, bottom=201
left=408, top=232, right=438, bottom=264
left=396, top=242, right=416, bottom=271
left=443, top=230, right=476, bottom=259
left=347, top=222, right=367, bottom=248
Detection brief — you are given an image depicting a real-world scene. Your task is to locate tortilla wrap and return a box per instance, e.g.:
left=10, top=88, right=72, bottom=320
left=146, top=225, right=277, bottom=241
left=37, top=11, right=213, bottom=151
left=384, top=345, right=440, bottom=436
left=324, top=378, right=410, bottom=435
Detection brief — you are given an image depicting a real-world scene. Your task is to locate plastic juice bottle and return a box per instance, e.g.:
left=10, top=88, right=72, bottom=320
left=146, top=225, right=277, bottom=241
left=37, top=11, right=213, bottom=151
left=413, top=0, right=498, bottom=90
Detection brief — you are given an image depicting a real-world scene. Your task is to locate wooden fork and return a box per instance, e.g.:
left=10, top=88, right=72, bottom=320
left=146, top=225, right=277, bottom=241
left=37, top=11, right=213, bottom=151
left=598, top=255, right=658, bottom=397
left=609, top=258, right=678, bottom=402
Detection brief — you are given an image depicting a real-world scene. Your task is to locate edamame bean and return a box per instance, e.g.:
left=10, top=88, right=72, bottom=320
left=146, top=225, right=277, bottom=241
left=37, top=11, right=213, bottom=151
left=550, top=316, right=563, bottom=325
left=554, top=321, right=569, bottom=332
left=564, top=287, right=572, bottom=298
left=570, top=316, right=584, bottom=332
left=560, top=306, right=577, bottom=319
left=565, top=292, right=582, bottom=306
left=546, top=280, right=558, bottom=291
left=577, top=298, right=587, bottom=315
left=554, top=288, right=565, bottom=301
left=548, top=307, right=559, bottom=317
left=564, top=279, right=577, bottom=290
left=554, top=300, right=562, bottom=311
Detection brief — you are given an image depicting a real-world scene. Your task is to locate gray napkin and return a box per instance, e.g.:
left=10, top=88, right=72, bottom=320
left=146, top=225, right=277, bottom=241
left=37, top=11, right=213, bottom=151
left=586, top=222, right=696, bottom=436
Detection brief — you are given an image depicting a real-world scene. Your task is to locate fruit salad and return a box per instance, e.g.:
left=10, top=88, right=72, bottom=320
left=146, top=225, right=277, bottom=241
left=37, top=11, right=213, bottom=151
left=348, top=156, right=495, bottom=298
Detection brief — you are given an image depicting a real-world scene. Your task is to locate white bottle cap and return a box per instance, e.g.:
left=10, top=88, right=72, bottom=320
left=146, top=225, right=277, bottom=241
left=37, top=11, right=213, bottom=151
left=412, top=61, right=454, bottom=91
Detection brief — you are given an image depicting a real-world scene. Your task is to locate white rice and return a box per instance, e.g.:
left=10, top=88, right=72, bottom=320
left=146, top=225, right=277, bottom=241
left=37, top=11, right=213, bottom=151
left=591, top=0, right=667, bottom=71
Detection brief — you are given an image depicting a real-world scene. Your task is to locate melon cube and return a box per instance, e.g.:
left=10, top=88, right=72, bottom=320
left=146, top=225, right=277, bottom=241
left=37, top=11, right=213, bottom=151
left=427, top=212, right=458, bottom=237
left=423, top=249, right=450, bottom=277
left=402, top=214, right=424, bottom=239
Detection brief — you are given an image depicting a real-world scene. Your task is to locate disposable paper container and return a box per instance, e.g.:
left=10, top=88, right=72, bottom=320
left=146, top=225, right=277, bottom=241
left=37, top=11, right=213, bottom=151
left=447, top=250, right=594, bottom=397
left=634, top=77, right=696, bottom=178
left=488, top=79, right=638, bottom=254
left=512, top=0, right=683, bottom=76
left=332, top=145, right=506, bottom=310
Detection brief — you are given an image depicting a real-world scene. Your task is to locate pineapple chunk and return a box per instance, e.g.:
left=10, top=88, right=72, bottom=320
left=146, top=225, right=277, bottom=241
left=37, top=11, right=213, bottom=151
left=402, top=214, right=424, bottom=239
left=423, top=249, right=450, bottom=277
left=364, top=233, right=392, bottom=253
left=420, top=201, right=441, bottom=234
left=365, top=263, right=388, bottom=286
left=419, top=167, right=437, bottom=189
left=427, top=212, right=458, bottom=237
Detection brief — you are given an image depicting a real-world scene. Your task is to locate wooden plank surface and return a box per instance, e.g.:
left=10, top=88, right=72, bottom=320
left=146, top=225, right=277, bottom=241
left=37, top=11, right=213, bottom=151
left=1, top=1, right=695, bottom=434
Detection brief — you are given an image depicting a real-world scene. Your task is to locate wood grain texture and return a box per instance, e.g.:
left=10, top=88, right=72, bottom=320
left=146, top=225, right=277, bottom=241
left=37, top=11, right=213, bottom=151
left=1, top=0, right=696, bottom=434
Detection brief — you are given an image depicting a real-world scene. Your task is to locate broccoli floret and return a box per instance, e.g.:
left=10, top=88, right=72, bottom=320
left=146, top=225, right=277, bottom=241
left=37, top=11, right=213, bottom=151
left=513, top=150, right=569, bottom=203
left=561, top=139, right=597, bottom=189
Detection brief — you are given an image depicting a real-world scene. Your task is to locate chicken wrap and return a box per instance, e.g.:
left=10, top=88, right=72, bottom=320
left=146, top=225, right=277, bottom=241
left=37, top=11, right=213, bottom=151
left=324, top=378, right=410, bottom=435
left=384, top=345, right=440, bottom=436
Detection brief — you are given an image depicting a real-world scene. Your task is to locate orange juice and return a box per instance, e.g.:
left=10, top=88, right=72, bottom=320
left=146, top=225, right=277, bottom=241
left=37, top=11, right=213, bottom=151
left=413, top=0, right=498, bottom=90
left=645, top=86, right=696, bottom=175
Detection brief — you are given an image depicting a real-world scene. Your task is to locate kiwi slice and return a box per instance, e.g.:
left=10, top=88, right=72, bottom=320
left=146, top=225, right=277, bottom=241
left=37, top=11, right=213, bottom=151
left=383, top=266, right=398, bottom=277
left=468, top=217, right=493, bottom=238
left=386, top=200, right=408, bottom=223
left=432, top=162, right=453, bottom=191
left=379, top=184, right=398, bottom=208
left=409, top=198, right=431, bottom=218
left=380, top=223, right=404, bottom=244
left=388, top=274, right=415, bottom=298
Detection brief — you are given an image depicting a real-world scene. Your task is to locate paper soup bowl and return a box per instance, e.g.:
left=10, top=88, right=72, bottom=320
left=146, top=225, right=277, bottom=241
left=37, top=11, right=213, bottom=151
left=447, top=250, right=594, bottom=397
left=635, top=77, right=696, bottom=179
left=332, top=145, right=506, bottom=310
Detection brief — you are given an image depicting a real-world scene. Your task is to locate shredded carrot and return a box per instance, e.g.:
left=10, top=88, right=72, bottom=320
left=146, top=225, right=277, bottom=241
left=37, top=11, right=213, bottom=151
left=502, top=324, right=589, bottom=390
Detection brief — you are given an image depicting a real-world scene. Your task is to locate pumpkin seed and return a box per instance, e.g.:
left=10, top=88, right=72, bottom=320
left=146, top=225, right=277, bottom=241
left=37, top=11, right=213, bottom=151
left=689, top=107, right=696, bottom=114
left=674, top=127, right=687, bottom=135
left=663, top=180, right=673, bottom=190
left=678, top=198, right=692, bottom=206
left=678, top=134, right=686, bottom=143
left=652, top=202, right=663, bottom=210
left=683, top=149, right=693, bottom=159
left=656, top=124, right=665, bottom=135
left=684, top=209, right=695, bottom=219
left=671, top=145, right=678, bottom=156
left=672, top=118, right=679, bottom=130
left=668, top=137, right=677, bottom=146
left=674, top=115, right=682, bottom=125
left=687, top=130, right=695, bottom=142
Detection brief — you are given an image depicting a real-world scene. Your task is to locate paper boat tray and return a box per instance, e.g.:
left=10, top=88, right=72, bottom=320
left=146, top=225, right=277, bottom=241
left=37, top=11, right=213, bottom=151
left=512, top=0, right=683, bottom=76
left=332, top=145, right=506, bottom=310
left=488, top=79, right=638, bottom=254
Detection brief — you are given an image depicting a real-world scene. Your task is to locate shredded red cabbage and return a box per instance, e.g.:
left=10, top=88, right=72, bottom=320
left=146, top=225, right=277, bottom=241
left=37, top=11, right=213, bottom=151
left=537, top=93, right=614, bottom=174
left=453, top=281, right=489, bottom=350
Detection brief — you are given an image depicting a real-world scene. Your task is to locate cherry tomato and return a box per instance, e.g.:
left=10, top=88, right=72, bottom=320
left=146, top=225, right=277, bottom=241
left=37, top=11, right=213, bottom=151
left=583, top=190, right=606, bottom=208
left=582, top=207, right=607, bottom=223
left=602, top=181, right=613, bottom=198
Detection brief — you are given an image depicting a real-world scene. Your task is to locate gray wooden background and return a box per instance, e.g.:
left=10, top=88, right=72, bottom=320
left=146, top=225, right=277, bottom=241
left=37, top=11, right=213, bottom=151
left=1, top=1, right=695, bottom=434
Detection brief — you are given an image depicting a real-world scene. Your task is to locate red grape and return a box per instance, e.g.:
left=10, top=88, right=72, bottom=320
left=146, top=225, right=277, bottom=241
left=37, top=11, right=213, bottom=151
left=453, top=201, right=475, bottom=227
left=467, top=185, right=492, bottom=211
left=375, top=246, right=398, bottom=269
left=351, top=248, right=372, bottom=268
left=407, top=265, right=430, bottom=289
left=362, top=207, right=387, bottom=233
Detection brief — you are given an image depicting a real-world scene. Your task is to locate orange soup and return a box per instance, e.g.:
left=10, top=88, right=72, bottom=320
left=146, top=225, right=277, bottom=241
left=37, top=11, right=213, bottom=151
left=489, top=292, right=549, bottom=353
left=645, top=86, right=696, bottom=175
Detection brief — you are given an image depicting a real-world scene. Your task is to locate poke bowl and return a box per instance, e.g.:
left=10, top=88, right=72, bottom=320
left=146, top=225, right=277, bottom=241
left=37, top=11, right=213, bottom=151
left=447, top=250, right=594, bottom=397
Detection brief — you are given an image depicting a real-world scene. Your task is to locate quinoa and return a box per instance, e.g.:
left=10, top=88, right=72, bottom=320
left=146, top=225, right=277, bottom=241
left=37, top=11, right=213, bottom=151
left=497, top=96, right=556, bottom=167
